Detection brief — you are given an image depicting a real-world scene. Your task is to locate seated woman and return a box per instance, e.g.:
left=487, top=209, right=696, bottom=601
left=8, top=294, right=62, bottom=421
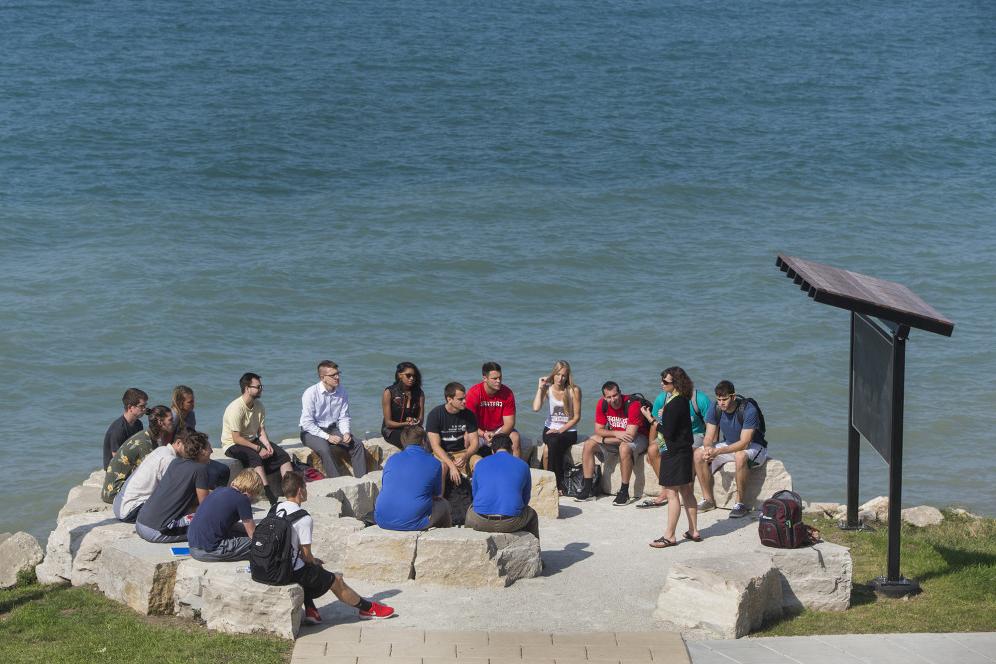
left=380, top=362, right=425, bottom=449
left=531, top=360, right=582, bottom=495
left=134, top=432, right=213, bottom=543
left=101, top=405, right=173, bottom=504
left=170, top=384, right=230, bottom=489
left=187, top=469, right=263, bottom=562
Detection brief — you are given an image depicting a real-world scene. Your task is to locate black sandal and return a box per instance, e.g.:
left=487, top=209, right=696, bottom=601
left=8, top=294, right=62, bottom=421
left=683, top=531, right=703, bottom=542
left=649, top=536, right=678, bottom=548
left=636, top=498, right=668, bottom=509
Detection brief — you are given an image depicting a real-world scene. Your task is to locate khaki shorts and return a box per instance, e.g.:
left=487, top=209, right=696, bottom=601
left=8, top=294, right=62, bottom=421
left=709, top=442, right=768, bottom=474
left=595, top=433, right=649, bottom=459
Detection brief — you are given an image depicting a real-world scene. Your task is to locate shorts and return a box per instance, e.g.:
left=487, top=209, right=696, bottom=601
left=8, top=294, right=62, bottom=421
left=225, top=442, right=291, bottom=474
left=292, top=562, right=335, bottom=601
left=709, top=442, right=768, bottom=474
left=595, top=433, right=649, bottom=459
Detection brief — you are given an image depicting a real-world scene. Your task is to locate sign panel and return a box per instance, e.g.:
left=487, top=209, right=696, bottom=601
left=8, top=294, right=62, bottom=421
left=851, top=314, right=894, bottom=464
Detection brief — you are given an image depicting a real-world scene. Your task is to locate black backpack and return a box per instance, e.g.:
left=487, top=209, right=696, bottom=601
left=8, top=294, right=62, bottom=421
left=249, top=505, right=310, bottom=585
left=758, top=490, right=820, bottom=548
left=733, top=396, right=767, bottom=436
left=563, top=463, right=603, bottom=498
left=601, top=393, right=654, bottom=419
left=444, top=479, right=474, bottom=526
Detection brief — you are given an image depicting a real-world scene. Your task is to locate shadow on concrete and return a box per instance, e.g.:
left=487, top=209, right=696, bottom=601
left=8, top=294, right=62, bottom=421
left=308, top=588, right=404, bottom=628
left=557, top=505, right=583, bottom=519
left=697, top=512, right=757, bottom=539
left=540, top=541, right=593, bottom=576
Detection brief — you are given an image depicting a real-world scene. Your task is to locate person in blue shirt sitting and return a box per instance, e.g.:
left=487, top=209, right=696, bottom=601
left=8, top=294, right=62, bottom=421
left=374, top=426, right=451, bottom=531
left=465, top=433, right=539, bottom=541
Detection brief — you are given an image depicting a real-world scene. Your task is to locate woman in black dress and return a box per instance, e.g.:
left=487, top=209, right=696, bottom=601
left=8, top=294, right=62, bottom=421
left=643, top=366, right=701, bottom=547
left=380, top=362, right=425, bottom=449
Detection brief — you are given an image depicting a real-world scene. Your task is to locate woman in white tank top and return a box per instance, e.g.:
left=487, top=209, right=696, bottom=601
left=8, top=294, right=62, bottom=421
left=532, top=360, right=582, bottom=495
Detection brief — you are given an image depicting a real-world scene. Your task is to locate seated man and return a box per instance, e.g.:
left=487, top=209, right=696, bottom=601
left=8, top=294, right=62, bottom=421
left=222, top=372, right=292, bottom=505
left=299, top=360, right=367, bottom=479
left=188, top=469, right=263, bottom=562
left=103, top=388, right=147, bottom=469
left=693, top=380, right=769, bottom=518
left=465, top=434, right=539, bottom=540
left=465, top=361, right=522, bottom=458
left=115, top=431, right=188, bottom=522
left=135, top=432, right=212, bottom=543
left=276, top=472, right=395, bottom=625
left=101, top=405, right=174, bottom=504
left=575, top=381, right=650, bottom=506
left=426, top=382, right=483, bottom=483
left=374, top=426, right=451, bottom=531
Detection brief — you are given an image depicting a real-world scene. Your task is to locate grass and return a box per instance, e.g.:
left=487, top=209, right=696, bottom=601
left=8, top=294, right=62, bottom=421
left=758, top=509, right=996, bottom=635
left=0, top=569, right=292, bottom=664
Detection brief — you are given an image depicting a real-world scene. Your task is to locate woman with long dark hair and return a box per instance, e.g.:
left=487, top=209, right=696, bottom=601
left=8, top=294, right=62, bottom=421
left=381, top=362, right=425, bottom=449
left=101, top=405, right=174, bottom=503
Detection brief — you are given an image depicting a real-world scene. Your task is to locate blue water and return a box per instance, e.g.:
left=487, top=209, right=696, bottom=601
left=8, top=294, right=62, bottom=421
left=2, top=0, right=995, bottom=542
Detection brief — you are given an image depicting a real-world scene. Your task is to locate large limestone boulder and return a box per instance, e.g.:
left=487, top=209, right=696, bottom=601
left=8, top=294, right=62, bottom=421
left=529, top=469, right=559, bottom=519
left=174, top=559, right=303, bottom=639
left=69, top=521, right=141, bottom=587
left=57, top=484, right=113, bottom=522
left=654, top=553, right=783, bottom=639
left=95, top=539, right=182, bottom=615
left=278, top=439, right=316, bottom=466
left=0, top=532, right=44, bottom=588
left=362, top=436, right=402, bottom=470
left=82, top=469, right=106, bottom=488
left=36, top=513, right=119, bottom=584
left=365, top=469, right=383, bottom=489
left=311, top=516, right=366, bottom=571
left=859, top=496, right=890, bottom=522
left=598, top=449, right=649, bottom=497
left=342, top=527, right=418, bottom=582
left=756, top=542, right=853, bottom=612
left=319, top=476, right=379, bottom=521
left=902, top=505, right=944, bottom=527
left=803, top=501, right=844, bottom=517
left=693, top=458, right=793, bottom=509
left=208, top=450, right=244, bottom=482
left=413, top=529, right=541, bottom=588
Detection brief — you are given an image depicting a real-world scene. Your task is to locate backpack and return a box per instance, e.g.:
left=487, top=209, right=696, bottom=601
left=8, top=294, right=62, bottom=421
left=733, top=396, right=766, bottom=436
left=563, top=463, right=603, bottom=498
left=249, top=505, right=310, bottom=585
left=601, top=393, right=654, bottom=421
left=444, top=479, right=474, bottom=526
left=758, top=490, right=820, bottom=548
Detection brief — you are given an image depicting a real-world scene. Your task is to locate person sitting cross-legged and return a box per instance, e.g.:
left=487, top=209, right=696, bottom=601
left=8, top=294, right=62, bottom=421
left=277, top=471, right=395, bottom=625
left=187, top=469, right=264, bottom=562
left=465, top=433, right=539, bottom=541
left=374, top=426, right=451, bottom=531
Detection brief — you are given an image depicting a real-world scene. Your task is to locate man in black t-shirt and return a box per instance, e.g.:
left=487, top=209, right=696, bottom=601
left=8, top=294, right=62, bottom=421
left=135, top=432, right=212, bottom=543
left=425, top=382, right=483, bottom=484
left=103, top=388, right=148, bottom=468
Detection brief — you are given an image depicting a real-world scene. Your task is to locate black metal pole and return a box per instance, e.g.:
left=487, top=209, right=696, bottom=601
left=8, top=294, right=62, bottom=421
left=886, top=327, right=908, bottom=581
left=847, top=312, right=860, bottom=526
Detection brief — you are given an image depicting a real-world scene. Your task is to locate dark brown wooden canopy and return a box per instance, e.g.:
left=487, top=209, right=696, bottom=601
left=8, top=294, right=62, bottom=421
left=776, top=254, right=954, bottom=337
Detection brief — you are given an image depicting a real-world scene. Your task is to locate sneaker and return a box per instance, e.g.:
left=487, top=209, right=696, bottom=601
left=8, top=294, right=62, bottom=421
left=696, top=498, right=716, bottom=512
left=730, top=502, right=750, bottom=518
left=573, top=486, right=594, bottom=502
left=612, top=490, right=632, bottom=506
left=302, top=606, right=322, bottom=625
left=358, top=601, right=395, bottom=620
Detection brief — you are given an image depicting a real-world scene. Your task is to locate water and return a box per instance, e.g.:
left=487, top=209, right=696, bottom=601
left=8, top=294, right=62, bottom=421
left=2, top=0, right=994, bottom=542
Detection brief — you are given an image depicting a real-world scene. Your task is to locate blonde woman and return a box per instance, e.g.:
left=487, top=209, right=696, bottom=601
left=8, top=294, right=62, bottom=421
left=532, top=360, right=582, bottom=494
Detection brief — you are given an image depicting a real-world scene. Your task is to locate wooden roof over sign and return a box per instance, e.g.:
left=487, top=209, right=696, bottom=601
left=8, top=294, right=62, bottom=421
left=775, top=254, right=955, bottom=337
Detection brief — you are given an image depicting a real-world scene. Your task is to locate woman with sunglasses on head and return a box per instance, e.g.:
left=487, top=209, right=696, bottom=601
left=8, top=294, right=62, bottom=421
left=532, top=360, right=582, bottom=495
left=101, top=405, right=174, bottom=504
left=381, top=362, right=425, bottom=449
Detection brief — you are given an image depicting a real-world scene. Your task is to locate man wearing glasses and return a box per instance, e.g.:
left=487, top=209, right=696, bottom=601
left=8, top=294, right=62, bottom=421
left=693, top=380, right=769, bottom=518
left=103, top=388, right=148, bottom=468
left=222, top=372, right=292, bottom=505
left=299, top=360, right=368, bottom=479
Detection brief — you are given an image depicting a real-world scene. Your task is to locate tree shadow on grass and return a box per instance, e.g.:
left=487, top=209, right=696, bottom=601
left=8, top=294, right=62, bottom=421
left=0, top=585, right=49, bottom=615
left=917, top=544, right=996, bottom=583
left=541, top=541, right=593, bottom=576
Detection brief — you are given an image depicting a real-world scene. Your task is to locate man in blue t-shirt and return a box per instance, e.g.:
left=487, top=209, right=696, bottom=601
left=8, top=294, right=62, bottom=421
left=465, top=434, right=538, bottom=540
left=693, top=380, right=769, bottom=519
left=375, top=426, right=451, bottom=531
left=188, top=469, right=264, bottom=562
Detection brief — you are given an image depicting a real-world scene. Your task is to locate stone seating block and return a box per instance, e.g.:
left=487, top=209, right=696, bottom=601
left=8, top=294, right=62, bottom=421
left=529, top=469, right=559, bottom=518
left=209, top=450, right=243, bottom=483
left=654, top=552, right=783, bottom=638
left=0, top=532, right=44, bottom=588
left=413, top=528, right=541, bottom=588
left=174, top=559, right=303, bottom=639
left=95, top=539, right=183, bottom=615
left=313, top=476, right=379, bottom=521
left=82, top=469, right=106, bottom=488
left=362, top=436, right=402, bottom=470
left=342, top=526, right=418, bottom=582
left=36, top=512, right=120, bottom=584
left=278, top=439, right=316, bottom=466
left=57, top=484, right=113, bottom=523
left=281, top=437, right=379, bottom=478
left=70, top=521, right=141, bottom=587
left=311, top=516, right=366, bottom=571
left=755, top=542, right=853, bottom=613
left=598, top=449, right=649, bottom=496
left=693, top=458, right=793, bottom=508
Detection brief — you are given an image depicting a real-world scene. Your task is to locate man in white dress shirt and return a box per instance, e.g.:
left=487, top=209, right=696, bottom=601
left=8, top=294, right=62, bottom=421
left=299, top=360, right=368, bottom=478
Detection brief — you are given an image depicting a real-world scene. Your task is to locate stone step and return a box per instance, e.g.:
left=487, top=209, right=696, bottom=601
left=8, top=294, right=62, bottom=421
left=413, top=528, right=541, bottom=588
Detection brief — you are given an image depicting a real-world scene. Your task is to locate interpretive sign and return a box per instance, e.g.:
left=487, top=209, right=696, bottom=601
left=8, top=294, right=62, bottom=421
left=851, top=314, right=896, bottom=464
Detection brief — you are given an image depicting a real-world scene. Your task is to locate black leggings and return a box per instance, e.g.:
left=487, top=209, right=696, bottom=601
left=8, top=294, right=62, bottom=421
left=543, top=428, right=578, bottom=491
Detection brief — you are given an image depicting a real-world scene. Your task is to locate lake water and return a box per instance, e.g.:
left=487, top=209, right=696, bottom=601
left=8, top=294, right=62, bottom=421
left=2, top=0, right=994, bottom=542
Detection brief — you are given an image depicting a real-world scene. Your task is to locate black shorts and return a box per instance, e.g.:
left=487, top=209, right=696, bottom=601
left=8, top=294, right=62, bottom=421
left=292, top=562, right=335, bottom=601
left=225, top=443, right=291, bottom=474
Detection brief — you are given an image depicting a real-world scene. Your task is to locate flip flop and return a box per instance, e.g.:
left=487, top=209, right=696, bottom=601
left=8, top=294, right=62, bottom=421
left=683, top=531, right=703, bottom=542
left=636, top=499, right=668, bottom=509
left=649, top=536, right=678, bottom=548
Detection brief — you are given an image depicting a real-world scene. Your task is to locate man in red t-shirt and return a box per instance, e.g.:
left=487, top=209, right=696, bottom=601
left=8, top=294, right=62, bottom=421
left=575, top=381, right=650, bottom=505
left=464, top=361, right=522, bottom=458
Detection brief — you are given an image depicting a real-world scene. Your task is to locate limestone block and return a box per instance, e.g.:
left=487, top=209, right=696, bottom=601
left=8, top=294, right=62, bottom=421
left=533, top=440, right=582, bottom=471
left=36, top=513, right=118, bottom=584
left=654, top=553, right=783, bottom=638
left=758, top=542, right=853, bottom=612
left=529, top=469, right=559, bottom=519
left=859, top=496, right=890, bottom=522
left=365, top=470, right=383, bottom=489
left=174, top=559, right=303, bottom=639
left=304, top=494, right=345, bottom=520
left=311, top=517, right=366, bottom=571
left=413, top=529, right=541, bottom=588
left=952, top=508, right=982, bottom=519
left=902, top=505, right=944, bottom=527
left=342, top=527, right=418, bottom=582
left=69, top=521, right=140, bottom=587
left=82, top=469, right=106, bottom=488
left=278, top=439, right=317, bottom=466
left=362, top=436, right=402, bottom=470
left=803, top=502, right=843, bottom=517
left=0, top=532, right=44, bottom=588
left=96, top=539, right=182, bottom=615
left=598, top=449, right=648, bottom=497
left=57, top=484, right=113, bottom=523
left=320, top=476, right=380, bottom=521
left=693, top=459, right=793, bottom=509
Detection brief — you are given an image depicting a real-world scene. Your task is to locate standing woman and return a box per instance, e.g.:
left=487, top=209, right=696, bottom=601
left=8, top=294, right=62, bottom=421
left=381, top=362, right=425, bottom=449
left=532, top=360, right=582, bottom=495
left=643, top=366, right=701, bottom=547
left=170, top=384, right=231, bottom=489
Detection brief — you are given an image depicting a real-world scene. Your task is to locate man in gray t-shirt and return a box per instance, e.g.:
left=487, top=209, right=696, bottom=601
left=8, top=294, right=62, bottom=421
left=135, top=433, right=212, bottom=543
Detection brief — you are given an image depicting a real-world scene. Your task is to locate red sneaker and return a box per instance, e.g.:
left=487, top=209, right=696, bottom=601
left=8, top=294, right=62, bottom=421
left=302, top=606, right=322, bottom=625
left=358, top=601, right=395, bottom=619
